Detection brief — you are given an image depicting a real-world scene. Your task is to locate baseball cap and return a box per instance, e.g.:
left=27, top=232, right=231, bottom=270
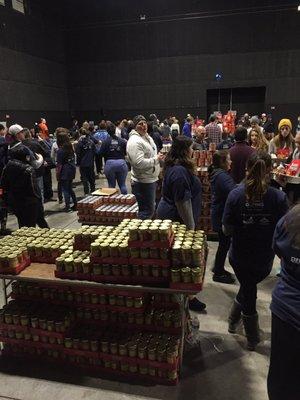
left=8, top=124, right=23, bottom=136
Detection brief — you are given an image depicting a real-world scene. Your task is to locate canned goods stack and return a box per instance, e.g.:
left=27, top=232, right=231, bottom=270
left=197, top=167, right=214, bottom=235
left=0, top=236, right=30, bottom=274
left=74, top=225, right=115, bottom=251
left=11, top=227, right=76, bottom=264
left=192, top=148, right=215, bottom=168
left=170, top=224, right=208, bottom=290
left=2, top=282, right=182, bottom=385
left=0, top=300, right=73, bottom=345
left=77, top=194, right=137, bottom=224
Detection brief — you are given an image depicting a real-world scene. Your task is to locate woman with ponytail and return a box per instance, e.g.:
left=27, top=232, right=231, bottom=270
left=222, top=151, right=289, bottom=351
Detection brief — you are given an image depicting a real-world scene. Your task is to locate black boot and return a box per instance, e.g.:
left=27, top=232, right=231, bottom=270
left=228, top=299, right=242, bottom=333
left=242, top=313, right=260, bottom=351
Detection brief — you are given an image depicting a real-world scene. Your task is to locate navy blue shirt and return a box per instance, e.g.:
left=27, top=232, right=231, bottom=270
left=217, top=138, right=233, bottom=150
left=157, top=165, right=202, bottom=225
left=210, top=169, right=236, bottom=232
left=223, top=184, right=289, bottom=268
left=100, top=135, right=127, bottom=161
left=271, top=214, right=300, bottom=331
left=56, top=148, right=76, bottom=181
left=76, top=135, right=97, bottom=168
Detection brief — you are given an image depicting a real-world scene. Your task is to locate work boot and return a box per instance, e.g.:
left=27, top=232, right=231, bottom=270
left=242, top=313, right=260, bottom=351
left=228, top=299, right=242, bottom=333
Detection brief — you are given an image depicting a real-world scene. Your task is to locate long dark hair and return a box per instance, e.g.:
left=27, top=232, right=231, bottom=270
left=107, top=122, right=117, bottom=137
left=245, top=150, right=271, bottom=203
left=57, top=132, right=74, bottom=158
left=163, top=135, right=196, bottom=175
left=208, top=150, right=228, bottom=174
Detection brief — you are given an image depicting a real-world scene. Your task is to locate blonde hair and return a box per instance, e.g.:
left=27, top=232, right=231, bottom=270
left=249, top=128, right=269, bottom=152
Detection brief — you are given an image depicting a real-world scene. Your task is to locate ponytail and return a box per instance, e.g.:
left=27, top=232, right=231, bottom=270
left=245, top=151, right=271, bottom=203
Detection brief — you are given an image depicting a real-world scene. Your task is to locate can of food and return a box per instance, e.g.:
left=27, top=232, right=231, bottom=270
left=82, top=259, right=91, bottom=274
left=181, top=267, right=192, bottom=283
left=118, top=343, right=128, bottom=357
left=92, top=264, right=102, bottom=275
left=170, top=269, right=180, bottom=283
left=149, top=248, right=159, bottom=259
left=102, top=264, right=111, bottom=276
left=192, top=267, right=202, bottom=283
left=91, top=243, right=100, bottom=257
left=100, top=244, right=110, bottom=258
left=64, top=258, right=74, bottom=273
left=130, top=248, right=140, bottom=259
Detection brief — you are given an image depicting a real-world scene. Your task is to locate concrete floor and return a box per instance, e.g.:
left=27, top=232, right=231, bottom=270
left=0, top=173, right=275, bottom=400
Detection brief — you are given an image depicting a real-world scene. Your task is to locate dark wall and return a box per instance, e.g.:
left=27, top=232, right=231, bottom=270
left=64, top=0, right=300, bottom=127
left=0, top=1, right=69, bottom=131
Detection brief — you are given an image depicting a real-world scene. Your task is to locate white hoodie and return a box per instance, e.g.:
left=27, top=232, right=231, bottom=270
left=127, top=129, right=160, bottom=183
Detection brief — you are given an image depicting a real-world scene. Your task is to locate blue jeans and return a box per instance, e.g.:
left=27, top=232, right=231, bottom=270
left=80, top=166, right=95, bottom=195
left=131, top=181, right=157, bottom=220
left=104, top=159, right=128, bottom=194
left=61, top=180, right=77, bottom=209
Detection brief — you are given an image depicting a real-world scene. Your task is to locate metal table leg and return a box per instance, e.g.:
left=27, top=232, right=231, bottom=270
left=179, top=294, right=188, bottom=374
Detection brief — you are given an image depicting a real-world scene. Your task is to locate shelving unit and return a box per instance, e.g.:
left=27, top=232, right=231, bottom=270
left=0, top=263, right=200, bottom=386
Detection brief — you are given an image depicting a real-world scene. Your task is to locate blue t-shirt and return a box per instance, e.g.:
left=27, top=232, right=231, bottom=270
left=271, top=214, right=300, bottom=331
left=222, top=184, right=289, bottom=267
left=100, top=136, right=127, bottom=161
left=210, top=169, right=236, bottom=232
left=182, top=123, right=192, bottom=138
left=157, top=165, right=202, bottom=224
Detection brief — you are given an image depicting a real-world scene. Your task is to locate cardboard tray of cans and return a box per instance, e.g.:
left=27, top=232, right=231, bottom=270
left=127, top=234, right=174, bottom=249
left=75, top=320, right=182, bottom=336
left=89, top=256, right=171, bottom=267
left=0, top=323, right=66, bottom=340
left=62, top=347, right=179, bottom=371
left=10, top=293, right=147, bottom=315
left=1, top=348, right=178, bottom=386
left=0, top=257, right=31, bottom=275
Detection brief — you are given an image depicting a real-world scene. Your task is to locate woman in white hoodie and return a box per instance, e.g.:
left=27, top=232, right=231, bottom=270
left=127, top=115, right=164, bottom=219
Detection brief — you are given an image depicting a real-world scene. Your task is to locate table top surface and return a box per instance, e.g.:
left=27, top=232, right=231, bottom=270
left=0, top=263, right=200, bottom=295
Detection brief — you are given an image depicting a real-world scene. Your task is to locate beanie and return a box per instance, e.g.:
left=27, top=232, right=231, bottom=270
left=8, top=124, right=23, bottom=136
left=278, top=119, right=292, bottom=131
left=133, top=115, right=146, bottom=127
left=250, top=116, right=260, bottom=125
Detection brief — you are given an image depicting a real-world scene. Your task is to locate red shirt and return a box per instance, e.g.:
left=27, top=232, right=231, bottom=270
left=38, top=122, right=49, bottom=139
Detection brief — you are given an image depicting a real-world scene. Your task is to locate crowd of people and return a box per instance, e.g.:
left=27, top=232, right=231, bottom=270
left=0, top=111, right=299, bottom=399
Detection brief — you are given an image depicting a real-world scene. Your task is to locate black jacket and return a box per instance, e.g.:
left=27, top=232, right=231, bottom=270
left=0, top=137, right=8, bottom=177
left=23, top=138, right=48, bottom=177
left=0, top=160, right=40, bottom=205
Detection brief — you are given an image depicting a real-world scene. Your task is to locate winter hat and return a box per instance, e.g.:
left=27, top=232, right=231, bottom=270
left=8, top=124, right=23, bottom=136
left=133, top=115, right=147, bottom=127
left=278, top=119, right=292, bottom=131
left=250, top=116, right=260, bottom=125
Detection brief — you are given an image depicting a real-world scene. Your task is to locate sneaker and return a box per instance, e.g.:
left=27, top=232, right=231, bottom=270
left=71, top=205, right=77, bottom=211
left=189, top=298, right=206, bottom=312
left=64, top=207, right=73, bottom=213
left=213, top=272, right=235, bottom=284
